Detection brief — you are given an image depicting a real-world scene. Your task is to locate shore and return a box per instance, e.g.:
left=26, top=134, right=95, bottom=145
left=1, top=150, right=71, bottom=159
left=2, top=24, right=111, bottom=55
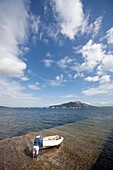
left=0, top=119, right=113, bottom=170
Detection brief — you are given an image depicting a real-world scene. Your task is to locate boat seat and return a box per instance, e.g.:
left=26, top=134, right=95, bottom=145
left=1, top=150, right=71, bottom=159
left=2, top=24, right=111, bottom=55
left=48, top=135, right=60, bottom=140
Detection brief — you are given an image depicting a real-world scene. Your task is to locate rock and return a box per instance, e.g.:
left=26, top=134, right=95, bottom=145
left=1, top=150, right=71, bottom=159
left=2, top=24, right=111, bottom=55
left=0, top=119, right=112, bottom=170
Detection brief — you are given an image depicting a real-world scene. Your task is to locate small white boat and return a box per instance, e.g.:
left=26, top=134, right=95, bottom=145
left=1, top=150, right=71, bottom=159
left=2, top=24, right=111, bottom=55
left=43, top=135, right=64, bottom=148
left=33, top=135, right=63, bottom=158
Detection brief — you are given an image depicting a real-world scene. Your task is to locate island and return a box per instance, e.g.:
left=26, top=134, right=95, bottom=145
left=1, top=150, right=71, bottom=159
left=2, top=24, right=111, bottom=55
left=0, top=106, right=9, bottom=108
left=49, top=101, right=93, bottom=108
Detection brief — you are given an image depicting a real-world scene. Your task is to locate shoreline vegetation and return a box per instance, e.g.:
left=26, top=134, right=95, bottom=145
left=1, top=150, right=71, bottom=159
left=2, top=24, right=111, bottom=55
left=1, top=119, right=113, bottom=170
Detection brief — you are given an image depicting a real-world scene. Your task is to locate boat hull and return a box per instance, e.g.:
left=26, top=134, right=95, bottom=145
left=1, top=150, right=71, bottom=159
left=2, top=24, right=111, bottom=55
left=43, top=135, right=64, bottom=147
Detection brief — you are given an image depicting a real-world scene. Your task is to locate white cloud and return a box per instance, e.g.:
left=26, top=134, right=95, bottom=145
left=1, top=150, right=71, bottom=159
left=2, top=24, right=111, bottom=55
left=60, top=94, right=79, bottom=99
left=76, top=39, right=105, bottom=71
left=56, top=74, right=63, bottom=81
left=84, top=75, right=111, bottom=84
left=47, top=74, right=67, bottom=87
left=46, top=52, right=52, bottom=57
left=74, top=72, right=84, bottom=79
left=51, top=0, right=85, bottom=39
left=91, top=101, right=113, bottom=107
left=57, top=56, right=76, bottom=69
left=106, top=27, right=113, bottom=44
left=83, top=82, right=113, bottom=96
left=31, top=15, right=40, bottom=35
left=98, top=54, right=113, bottom=73
left=43, top=23, right=59, bottom=40
left=28, top=82, right=41, bottom=90
left=93, top=17, right=102, bottom=35
left=86, top=16, right=102, bottom=37
left=85, top=76, right=99, bottom=82
left=50, top=1, right=102, bottom=40
left=0, top=0, right=29, bottom=78
left=19, top=46, right=30, bottom=55
left=31, top=14, right=40, bottom=43
left=21, top=76, right=29, bottom=81
left=43, top=59, right=54, bottom=68
left=23, top=47, right=30, bottom=53
left=43, top=52, right=54, bottom=67
left=0, top=57, right=26, bottom=78
left=0, top=0, right=43, bottom=107
left=99, top=75, right=111, bottom=84
left=0, top=78, right=40, bottom=107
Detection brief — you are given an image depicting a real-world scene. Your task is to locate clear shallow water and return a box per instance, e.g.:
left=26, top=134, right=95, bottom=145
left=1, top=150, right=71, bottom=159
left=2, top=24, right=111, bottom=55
left=1, top=107, right=113, bottom=169
left=0, top=107, right=113, bottom=139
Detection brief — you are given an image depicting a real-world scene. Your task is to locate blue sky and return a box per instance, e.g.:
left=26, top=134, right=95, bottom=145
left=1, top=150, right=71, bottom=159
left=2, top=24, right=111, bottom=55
left=0, top=0, right=113, bottom=107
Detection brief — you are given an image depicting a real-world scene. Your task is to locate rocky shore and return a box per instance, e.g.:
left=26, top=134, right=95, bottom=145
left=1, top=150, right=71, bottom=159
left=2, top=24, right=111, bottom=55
left=0, top=119, right=113, bottom=170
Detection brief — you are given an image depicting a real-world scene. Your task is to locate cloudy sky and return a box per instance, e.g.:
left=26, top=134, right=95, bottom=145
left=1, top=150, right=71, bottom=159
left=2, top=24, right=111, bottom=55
left=0, top=0, right=113, bottom=107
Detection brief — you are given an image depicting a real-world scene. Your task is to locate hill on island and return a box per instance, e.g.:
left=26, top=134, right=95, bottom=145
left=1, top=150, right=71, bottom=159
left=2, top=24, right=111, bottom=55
left=49, top=101, right=93, bottom=108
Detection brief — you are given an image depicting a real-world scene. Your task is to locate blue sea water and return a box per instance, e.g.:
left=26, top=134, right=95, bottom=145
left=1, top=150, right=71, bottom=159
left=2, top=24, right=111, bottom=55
left=0, top=107, right=113, bottom=139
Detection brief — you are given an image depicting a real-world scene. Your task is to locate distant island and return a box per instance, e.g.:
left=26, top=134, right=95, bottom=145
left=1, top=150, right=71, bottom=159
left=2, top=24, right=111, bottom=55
left=49, top=101, right=94, bottom=108
left=0, top=106, right=8, bottom=108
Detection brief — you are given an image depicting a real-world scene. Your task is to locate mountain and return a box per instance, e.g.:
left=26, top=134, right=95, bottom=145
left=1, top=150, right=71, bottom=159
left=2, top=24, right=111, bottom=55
left=49, top=101, right=93, bottom=108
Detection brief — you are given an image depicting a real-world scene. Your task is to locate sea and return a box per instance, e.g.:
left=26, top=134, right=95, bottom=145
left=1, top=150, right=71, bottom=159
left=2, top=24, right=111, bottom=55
left=0, top=107, right=113, bottom=140
left=0, top=107, right=113, bottom=169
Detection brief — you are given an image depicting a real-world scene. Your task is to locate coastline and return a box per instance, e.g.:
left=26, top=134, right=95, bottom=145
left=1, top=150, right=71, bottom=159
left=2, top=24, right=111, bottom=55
left=0, top=119, right=113, bottom=170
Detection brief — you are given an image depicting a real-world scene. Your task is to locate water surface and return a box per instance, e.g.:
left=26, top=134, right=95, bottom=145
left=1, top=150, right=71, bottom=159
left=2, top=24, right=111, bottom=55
left=0, top=107, right=113, bottom=169
left=0, top=107, right=113, bottom=139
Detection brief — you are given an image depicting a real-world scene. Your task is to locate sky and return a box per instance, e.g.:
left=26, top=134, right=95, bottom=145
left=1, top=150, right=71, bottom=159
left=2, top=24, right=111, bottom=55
left=0, top=0, right=113, bottom=107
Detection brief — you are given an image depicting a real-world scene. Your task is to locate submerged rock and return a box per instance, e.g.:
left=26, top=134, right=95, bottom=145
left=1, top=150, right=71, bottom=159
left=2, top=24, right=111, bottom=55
left=0, top=119, right=113, bottom=170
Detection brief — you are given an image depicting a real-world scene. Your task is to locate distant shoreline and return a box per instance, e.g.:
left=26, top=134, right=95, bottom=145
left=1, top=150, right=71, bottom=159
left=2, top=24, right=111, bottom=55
left=0, top=105, right=113, bottom=109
